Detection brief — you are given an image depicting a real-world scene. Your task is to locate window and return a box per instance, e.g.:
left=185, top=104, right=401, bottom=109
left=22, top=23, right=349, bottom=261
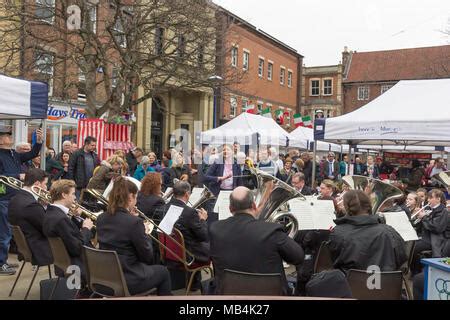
left=310, top=80, right=320, bottom=96
left=35, top=0, right=55, bottom=24
left=34, top=51, right=53, bottom=96
left=243, top=51, right=249, bottom=71
left=177, top=35, right=186, bottom=58
left=280, top=67, right=285, bottom=85
left=83, top=4, right=97, bottom=33
left=78, top=67, right=86, bottom=101
left=230, top=97, right=237, bottom=117
left=288, top=71, right=293, bottom=88
left=381, top=85, right=393, bottom=94
left=323, top=79, right=333, bottom=95
left=241, top=99, right=249, bottom=113
left=231, top=47, right=238, bottom=67
left=155, top=27, right=164, bottom=55
left=358, top=86, right=370, bottom=100
left=258, top=58, right=264, bottom=78
left=268, top=62, right=273, bottom=80
left=113, top=18, right=126, bottom=48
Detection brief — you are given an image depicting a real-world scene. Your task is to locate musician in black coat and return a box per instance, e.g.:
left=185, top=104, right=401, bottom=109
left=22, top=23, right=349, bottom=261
left=8, top=169, right=53, bottom=266
left=96, top=177, right=171, bottom=295
left=329, top=190, right=407, bottom=272
left=209, top=186, right=305, bottom=295
left=136, top=173, right=165, bottom=221
left=43, top=180, right=95, bottom=277
left=291, top=172, right=314, bottom=196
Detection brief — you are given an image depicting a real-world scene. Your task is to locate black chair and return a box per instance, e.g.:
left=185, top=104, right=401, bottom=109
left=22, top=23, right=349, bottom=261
left=313, top=241, right=334, bottom=274
left=347, top=269, right=403, bottom=300
left=82, top=246, right=155, bottom=298
left=219, top=269, right=283, bottom=296
left=47, top=237, right=75, bottom=300
left=9, top=225, right=52, bottom=300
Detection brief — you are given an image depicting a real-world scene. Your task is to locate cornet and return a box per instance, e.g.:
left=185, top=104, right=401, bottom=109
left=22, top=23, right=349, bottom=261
left=410, top=203, right=432, bottom=225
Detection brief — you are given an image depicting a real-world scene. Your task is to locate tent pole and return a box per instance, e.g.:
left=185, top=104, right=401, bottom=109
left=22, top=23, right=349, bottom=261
left=312, top=140, right=317, bottom=188
left=40, top=119, right=47, bottom=171
left=348, top=143, right=353, bottom=176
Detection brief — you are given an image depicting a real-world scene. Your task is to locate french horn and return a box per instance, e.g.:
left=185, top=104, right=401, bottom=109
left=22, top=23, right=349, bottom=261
left=341, top=175, right=404, bottom=214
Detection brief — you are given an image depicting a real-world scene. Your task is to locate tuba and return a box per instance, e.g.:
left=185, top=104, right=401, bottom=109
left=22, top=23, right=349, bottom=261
left=341, top=175, right=404, bottom=214
left=250, top=168, right=306, bottom=238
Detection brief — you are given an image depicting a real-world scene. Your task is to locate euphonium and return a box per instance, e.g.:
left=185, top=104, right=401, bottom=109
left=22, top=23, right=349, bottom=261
left=191, top=186, right=216, bottom=209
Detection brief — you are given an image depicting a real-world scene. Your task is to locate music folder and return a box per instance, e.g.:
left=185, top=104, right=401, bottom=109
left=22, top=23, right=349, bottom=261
left=158, top=205, right=184, bottom=235
left=214, top=190, right=233, bottom=220
left=289, top=198, right=336, bottom=230
left=382, top=211, right=419, bottom=241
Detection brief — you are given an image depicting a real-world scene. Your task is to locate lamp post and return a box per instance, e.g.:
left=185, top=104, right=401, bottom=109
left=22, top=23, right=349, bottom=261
left=208, top=75, right=223, bottom=128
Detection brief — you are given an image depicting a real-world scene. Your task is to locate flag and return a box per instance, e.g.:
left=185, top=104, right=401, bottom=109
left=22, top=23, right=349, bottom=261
left=293, top=113, right=302, bottom=127
left=302, top=115, right=313, bottom=128
left=261, top=107, right=272, bottom=118
left=275, top=110, right=284, bottom=125
left=244, top=104, right=255, bottom=114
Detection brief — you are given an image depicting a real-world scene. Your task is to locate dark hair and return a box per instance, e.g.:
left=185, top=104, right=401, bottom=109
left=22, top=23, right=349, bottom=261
left=173, top=181, right=191, bottom=198
left=108, top=177, right=138, bottom=214
left=292, top=172, right=305, bottom=182
left=343, top=190, right=372, bottom=216
left=163, top=150, right=172, bottom=160
left=412, top=159, right=421, bottom=169
left=23, top=168, right=48, bottom=187
left=84, top=136, right=97, bottom=145
left=428, top=189, right=446, bottom=205
left=50, top=180, right=76, bottom=202
left=229, top=189, right=254, bottom=212
left=140, top=172, right=162, bottom=196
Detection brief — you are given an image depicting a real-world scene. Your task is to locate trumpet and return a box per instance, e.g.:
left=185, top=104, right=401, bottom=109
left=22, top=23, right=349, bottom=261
left=410, top=203, right=432, bottom=225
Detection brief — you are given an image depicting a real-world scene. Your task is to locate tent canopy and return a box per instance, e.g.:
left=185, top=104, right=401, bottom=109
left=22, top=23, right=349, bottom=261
left=201, top=112, right=294, bottom=146
left=290, top=126, right=341, bottom=152
left=314, top=79, right=450, bottom=147
left=0, top=75, right=49, bottom=119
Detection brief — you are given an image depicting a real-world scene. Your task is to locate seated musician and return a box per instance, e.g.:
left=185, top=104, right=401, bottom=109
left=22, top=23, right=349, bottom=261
left=204, top=144, right=243, bottom=197
left=96, top=177, right=172, bottom=295
left=416, top=188, right=428, bottom=207
left=209, top=186, right=304, bottom=295
left=329, top=190, right=407, bottom=272
left=43, top=180, right=95, bottom=277
left=8, top=168, right=53, bottom=266
left=406, top=192, right=421, bottom=219
left=411, top=189, right=448, bottom=274
left=137, top=173, right=165, bottom=221
left=291, top=172, right=314, bottom=195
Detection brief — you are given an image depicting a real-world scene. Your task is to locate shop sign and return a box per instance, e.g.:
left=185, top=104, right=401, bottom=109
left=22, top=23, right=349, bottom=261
left=47, top=106, right=87, bottom=124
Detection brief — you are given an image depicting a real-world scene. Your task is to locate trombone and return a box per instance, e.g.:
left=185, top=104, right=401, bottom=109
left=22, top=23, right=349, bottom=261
left=0, top=176, right=51, bottom=204
left=88, top=188, right=196, bottom=267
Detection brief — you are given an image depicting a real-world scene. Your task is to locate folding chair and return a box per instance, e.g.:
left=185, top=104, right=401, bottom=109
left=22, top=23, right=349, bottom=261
left=9, top=225, right=52, bottom=300
left=313, top=241, right=334, bottom=274
left=347, top=269, right=403, bottom=300
left=47, top=237, right=74, bottom=300
left=158, top=228, right=213, bottom=295
left=219, top=269, right=283, bottom=296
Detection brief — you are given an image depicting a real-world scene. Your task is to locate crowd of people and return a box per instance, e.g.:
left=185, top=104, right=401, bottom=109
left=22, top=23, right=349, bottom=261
left=0, top=127, right=449, bottom=300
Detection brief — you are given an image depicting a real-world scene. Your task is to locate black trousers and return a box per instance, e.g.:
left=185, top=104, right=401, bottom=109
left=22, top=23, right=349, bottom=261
left=128, top=265, right=172, bottom=296
left=413, top=272, right=425, bottom=300
left=411, top=240, right=432, bottom=275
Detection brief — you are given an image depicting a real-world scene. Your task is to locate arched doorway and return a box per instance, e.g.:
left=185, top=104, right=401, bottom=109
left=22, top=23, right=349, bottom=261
left=151, top=98, right=164, bottom=158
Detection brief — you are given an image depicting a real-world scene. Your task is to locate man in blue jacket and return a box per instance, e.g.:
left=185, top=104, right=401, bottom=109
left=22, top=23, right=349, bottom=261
left=0, top=124, right=43, bottom=275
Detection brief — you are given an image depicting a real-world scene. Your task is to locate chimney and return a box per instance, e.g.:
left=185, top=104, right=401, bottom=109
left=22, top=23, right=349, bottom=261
left=342, top=46, right=351, bottom=71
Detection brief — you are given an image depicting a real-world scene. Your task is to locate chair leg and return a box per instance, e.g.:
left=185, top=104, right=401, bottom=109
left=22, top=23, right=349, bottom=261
left=403, top=275, right=413, bottom=300
left=49, top=277, right=60, bottom=300
left=24, top=266, right=40, bottom=300
left=9, top=261, right=26, bottom=297
left=185, top=270, right=198, bottom=295
left=48, top=265, right=52, bottom=279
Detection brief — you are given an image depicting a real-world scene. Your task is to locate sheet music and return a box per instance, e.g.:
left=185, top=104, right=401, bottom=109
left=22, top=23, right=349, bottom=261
left=187, top=188, right=204, bottom=207
left=289, top=198, right=336, bottom=231
left=162, top=187, right=173, bottom=201
left=383, top=211, right=419, bottom=241
left=158, top=205, right=184, bottom=235
left=214, top=191, right=232, bottom=220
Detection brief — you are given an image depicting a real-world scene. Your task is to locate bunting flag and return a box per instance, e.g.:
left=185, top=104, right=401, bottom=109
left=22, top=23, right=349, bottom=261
left=302, top=115, right=313, bottom=128
left=261, top=107, right=272, bottom=118
left=244, top=104, right=255, bottom=114
left=293, top=113, right=302, bottom=127
left=275, top=110, right=284, bottom=125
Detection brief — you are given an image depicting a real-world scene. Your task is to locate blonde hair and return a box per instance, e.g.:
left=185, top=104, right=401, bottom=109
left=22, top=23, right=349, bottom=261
left=107, top=155, right=124, bottom=165
left=50, top=180, right=76, bottom=202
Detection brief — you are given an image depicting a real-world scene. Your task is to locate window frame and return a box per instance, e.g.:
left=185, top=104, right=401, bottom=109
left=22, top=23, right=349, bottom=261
left=243, top=50, right=250, bottom=71
left=280, top=66, right=286, bottom=86
left=358, top=86, right=370, bottom=101
left=230, top=96, right=237, bottom=118
left=258, top=58, right=264, bottom=78
left=267, top=61, right=273, bottom=81
left=323, top=78, right=333, bottom=96
left=310, top=79, right=320, bottom=96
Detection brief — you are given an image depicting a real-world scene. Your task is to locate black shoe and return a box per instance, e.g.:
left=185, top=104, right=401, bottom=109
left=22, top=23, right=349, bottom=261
left=0, top=264, right=16, bottom=275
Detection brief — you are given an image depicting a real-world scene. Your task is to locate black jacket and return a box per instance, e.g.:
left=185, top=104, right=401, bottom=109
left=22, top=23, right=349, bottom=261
left=137, top=193, right=165, bottom=221
left=68, top=148, right=100, bottom=189
left=167, top=165, right=192, bottom=188
left=421, top=204, right=448, bottom=257
left=0, top=143, right=42, bottom=200
left=43, top=205, right=93, bottom=267
left=276, top=168, right=295, bottom=185
left=298, top=185, right=314, bottom=196
left=209, top=212, right=304, bottom=294
left=302, top=160, right=313, bottom=187
left=8, top=190, right=53, bottom=266
left=126, top=152, right=138, bottom=176
left=96, top=208, right=157, bottom=294
left=167, top=198, right=210, bottom=263
left=329, top=215, right=407, bottom=272
left=203, top=162, right=243, bottom=196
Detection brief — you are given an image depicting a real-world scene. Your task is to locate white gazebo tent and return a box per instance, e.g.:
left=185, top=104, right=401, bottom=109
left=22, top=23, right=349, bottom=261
left=290, top=126, right=341, bottom=152
left=313, top=79, right=450, bottom=184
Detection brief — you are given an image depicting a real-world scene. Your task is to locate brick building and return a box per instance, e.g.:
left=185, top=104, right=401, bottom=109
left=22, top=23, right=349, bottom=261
left=301, top=64, right=343, bottom=119
left=342, top=45, right=450, bottom=113
left=216, top=8, right=303, bottom=129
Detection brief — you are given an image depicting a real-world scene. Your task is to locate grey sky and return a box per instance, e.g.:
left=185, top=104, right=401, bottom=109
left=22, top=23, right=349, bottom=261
left=214, top=0, right=450, bottom=66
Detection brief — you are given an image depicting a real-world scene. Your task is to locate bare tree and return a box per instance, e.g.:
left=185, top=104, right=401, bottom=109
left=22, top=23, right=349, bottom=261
left=0, top=0, right=243, bottom=119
